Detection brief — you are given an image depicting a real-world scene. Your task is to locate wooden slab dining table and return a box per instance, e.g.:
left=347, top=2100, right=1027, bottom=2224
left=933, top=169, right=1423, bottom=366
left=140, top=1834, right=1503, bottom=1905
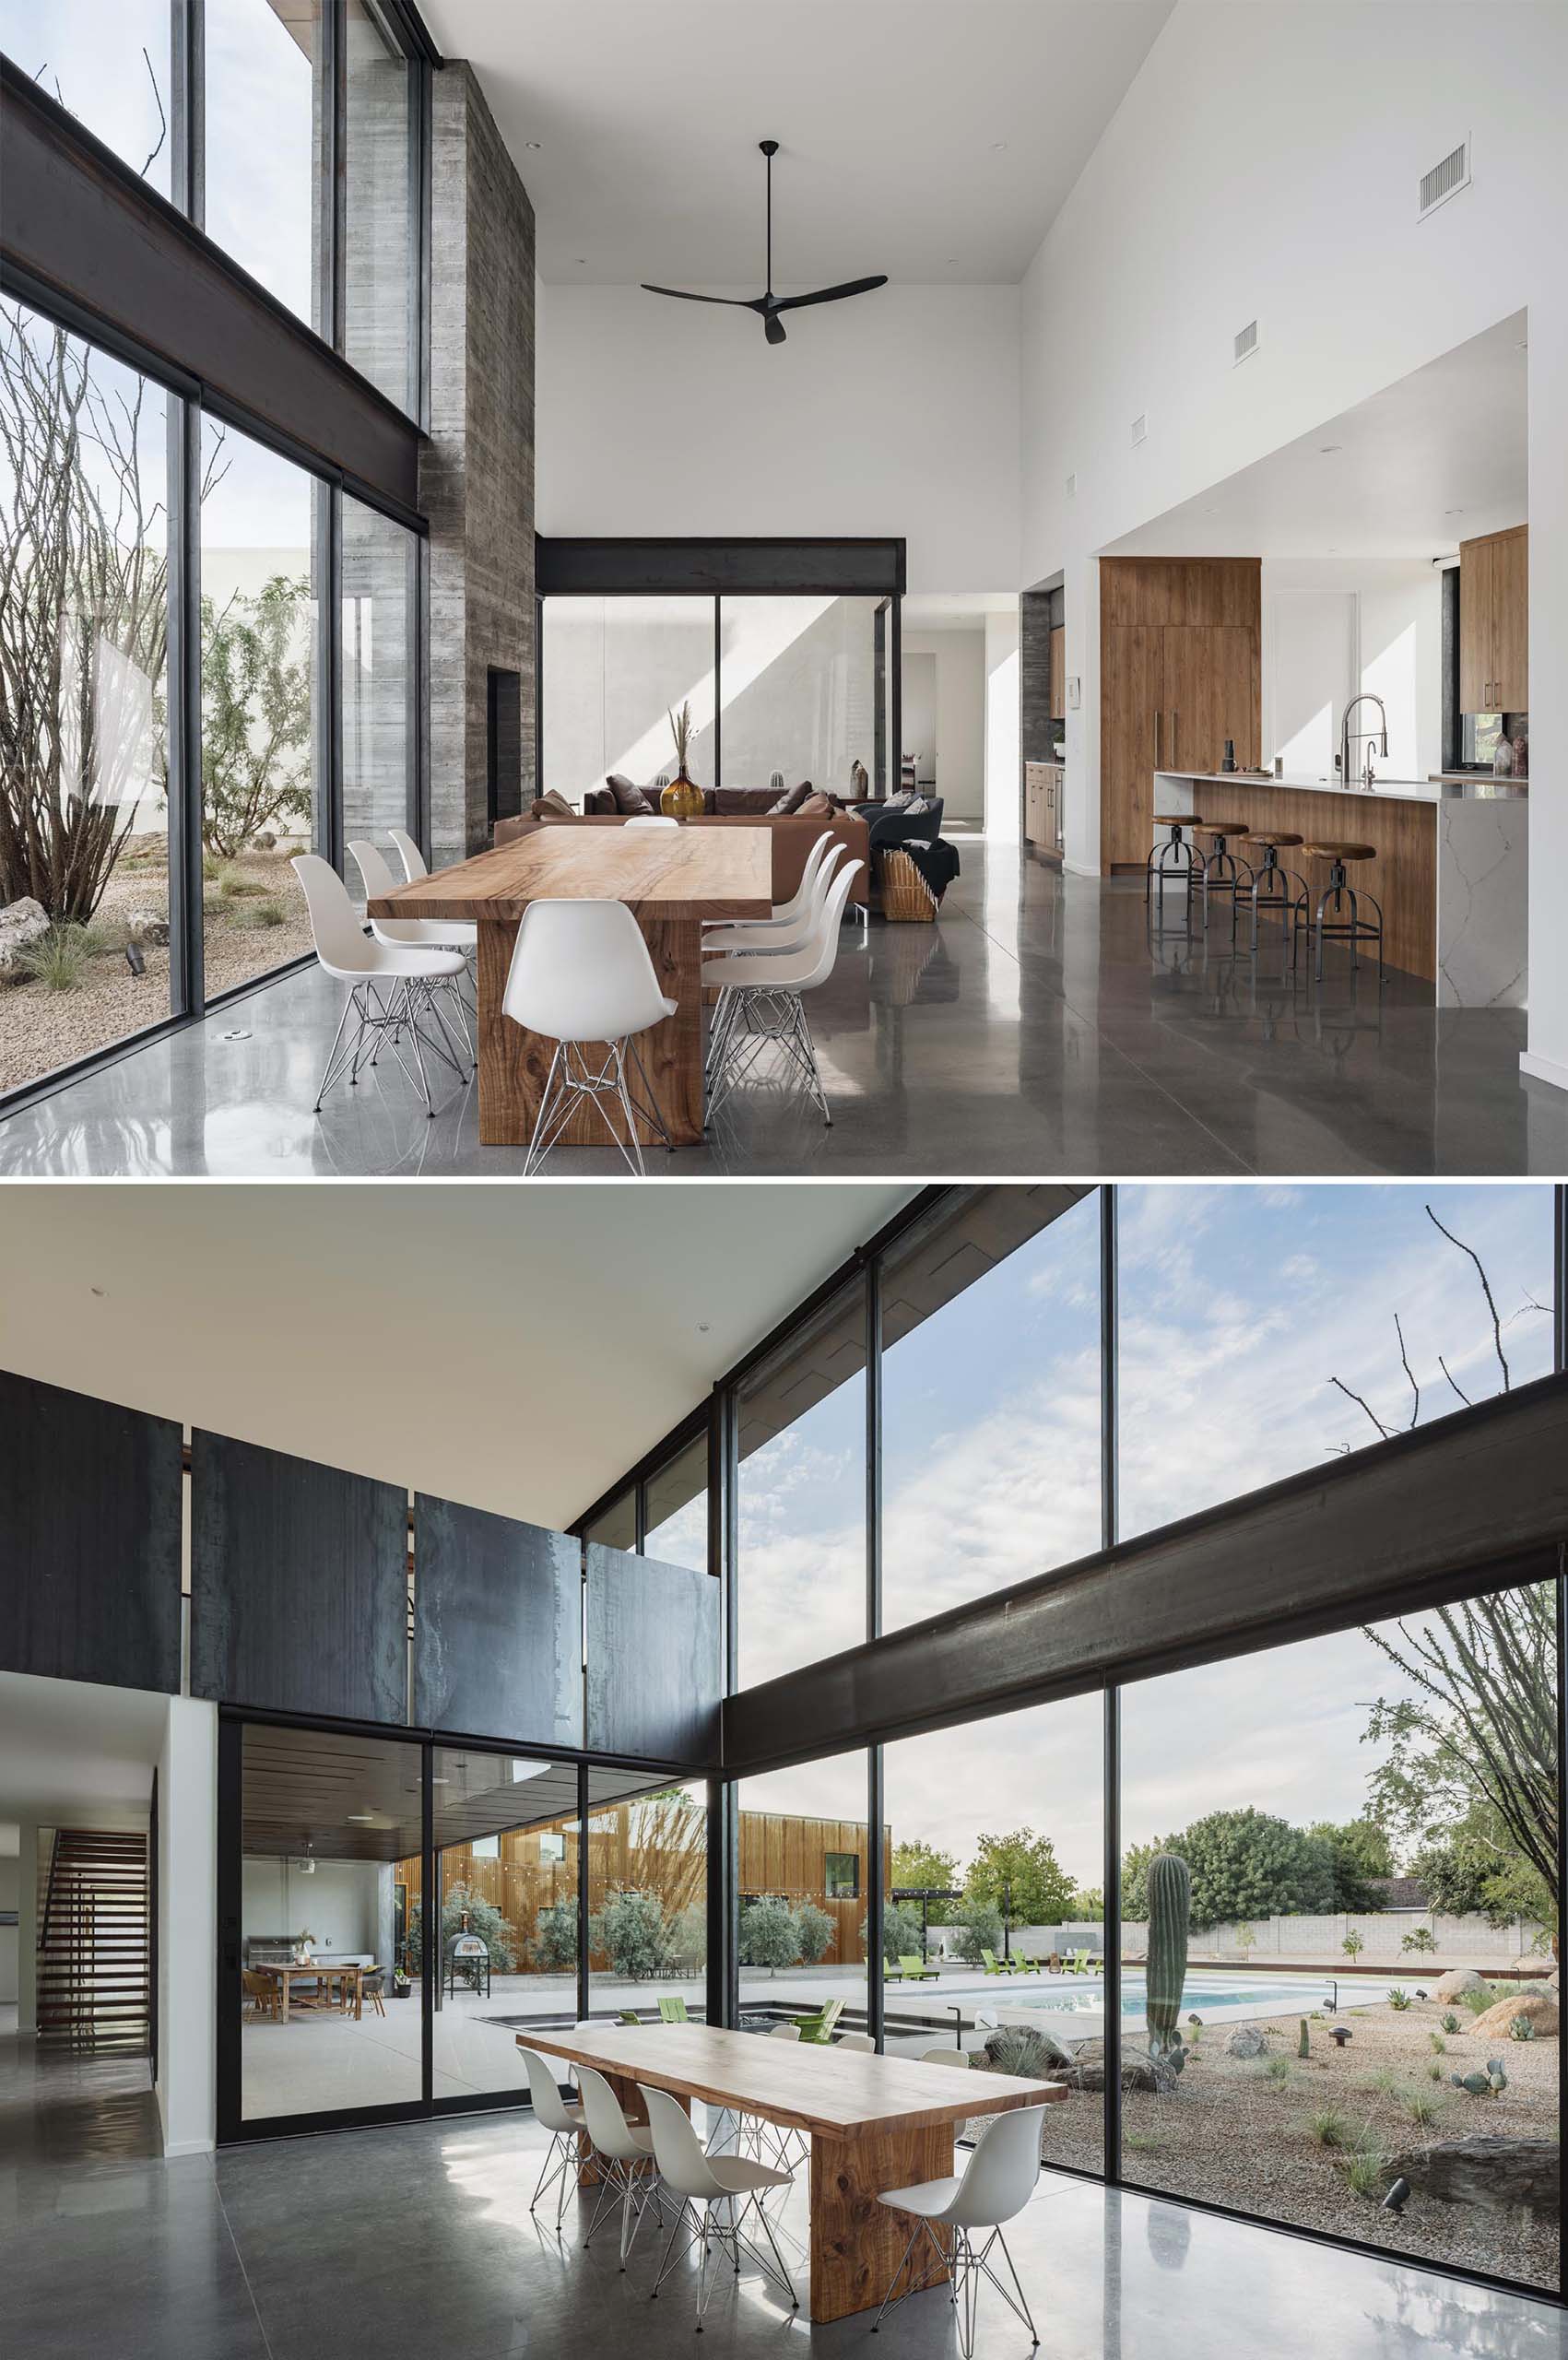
left=519, top=2020, right=1062, bottom=2324
left=367, top=827, right=772, bottom=1148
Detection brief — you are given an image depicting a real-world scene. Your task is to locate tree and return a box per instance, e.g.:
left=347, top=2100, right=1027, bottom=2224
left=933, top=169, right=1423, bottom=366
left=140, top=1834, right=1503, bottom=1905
left=589, top=1888, right=671, bottom=1979
left=1069, top=1886, right=1104, bottom=1923
left=891, top=1839, right=961, bottom=1924
left=795, top=1901, right=834, bottom=1965
left=949, top=1901, right=1004, bottom=1965
left=861, top=1900, right=926, bottom=1965
left=530, top=1900, right=578, bottom=1972
left=196, top=575, right=313, bottom=856
left=1122, top=1810, right=1339, bottom=1929
left=737, top=1897, right=799, bottom=1973
left=961, top=1828, right=1077, bottom=1928
left=406, top=1883, right=519, bottom=1975
left=1303, top=1819, right=1394, bottom=1913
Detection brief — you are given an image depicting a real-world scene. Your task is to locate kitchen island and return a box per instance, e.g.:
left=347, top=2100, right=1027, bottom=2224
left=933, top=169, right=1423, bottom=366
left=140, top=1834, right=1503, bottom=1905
left=1152, top=770, right=1527, bottom=1006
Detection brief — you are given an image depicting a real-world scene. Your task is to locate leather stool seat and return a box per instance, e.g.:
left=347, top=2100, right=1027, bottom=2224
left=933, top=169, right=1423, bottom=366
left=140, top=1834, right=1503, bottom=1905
left=1243, top=830, right=1303, bottom=847
left=1153, top=811, right=1202, bottom=828
left=1303, top=842, right=1376, bottom=862
left=1198, top=820, right=1248, bottom=837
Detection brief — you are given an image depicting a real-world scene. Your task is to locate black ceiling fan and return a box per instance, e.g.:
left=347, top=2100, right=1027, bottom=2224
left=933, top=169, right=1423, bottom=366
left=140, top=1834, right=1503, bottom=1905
left=641, top=140, right=888, bottom=346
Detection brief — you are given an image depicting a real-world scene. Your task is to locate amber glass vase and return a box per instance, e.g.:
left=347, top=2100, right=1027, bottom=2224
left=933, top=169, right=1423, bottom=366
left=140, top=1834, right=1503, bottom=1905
left=660, top=773, right=703, bottom=820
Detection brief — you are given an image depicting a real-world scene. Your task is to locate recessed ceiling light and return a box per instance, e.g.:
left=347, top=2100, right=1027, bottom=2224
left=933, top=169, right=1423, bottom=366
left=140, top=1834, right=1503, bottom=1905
left=1319, top=444, right=1343, bottom=454
left=575, top=257, right=586, bottom=265
left=989, top=140, right=1008, bottom=151
left=89, top=1285, right=108, bottom=1298
left=525, top=140, right=541, bottom=150
left=1444, top=507, right=1465, bottom=516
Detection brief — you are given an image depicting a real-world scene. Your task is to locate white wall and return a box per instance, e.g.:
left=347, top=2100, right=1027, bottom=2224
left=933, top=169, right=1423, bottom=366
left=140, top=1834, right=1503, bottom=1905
left=537, top=284, right=1021, bottom=593
left=157, top=1698, right=216, bottom=2160
left=0, top=1856, right=18, bottom=2005
left=1262, top=559, right=1443, bottom=782
left=1017, top=0, right=1568, bottom=1053
left=902, top=629, right=986, bottom=820
left=241, top=1857, right=381, bottom=1959
left=984, top=608, right=1021, bottom=842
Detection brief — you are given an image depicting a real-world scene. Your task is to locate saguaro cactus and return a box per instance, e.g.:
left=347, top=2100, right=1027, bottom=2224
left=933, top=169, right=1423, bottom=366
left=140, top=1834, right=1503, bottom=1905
left=1145, top=1851, right=1190, bottom=2063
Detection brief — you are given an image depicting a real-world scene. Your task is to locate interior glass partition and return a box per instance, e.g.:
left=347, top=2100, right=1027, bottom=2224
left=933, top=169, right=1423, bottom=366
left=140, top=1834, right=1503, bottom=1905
left=880, top=1188, right=1103, bottom=1632
left=426, top=1747, right=580, bottom=2100
left=198, top=413, right=322, bottom=990
left=879, top=1694, right=1104, bottom=2176
left=736, top=1758, right=875, bottom=2036
left=717, top=595, right=879, bottom=798
left=587, top=1767, right=709, bottom=2021
left=736, top=1275, right=868, bottom=1687
left=1120, top=1578, right=1561, bottom=2295
left=238, top=1719, right=422, bottom=2121
left=0, top=301, right=176, bottom=1101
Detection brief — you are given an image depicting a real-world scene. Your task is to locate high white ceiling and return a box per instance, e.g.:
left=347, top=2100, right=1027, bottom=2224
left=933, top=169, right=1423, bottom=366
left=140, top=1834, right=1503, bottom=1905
left=422, top=0, right=1173, bottom=284
left=0, top=1183, right=912, bottom=1532
left=1105, top=312, right=1529, bottom=562
left=0, top=1673, right=164, bottom=1823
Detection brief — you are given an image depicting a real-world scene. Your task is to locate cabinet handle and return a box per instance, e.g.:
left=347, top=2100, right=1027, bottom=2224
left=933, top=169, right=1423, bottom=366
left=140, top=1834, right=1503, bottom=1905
left=1154, top=710, right=1161, bottom=765
left=1171, top=710, right=1179, bottom=766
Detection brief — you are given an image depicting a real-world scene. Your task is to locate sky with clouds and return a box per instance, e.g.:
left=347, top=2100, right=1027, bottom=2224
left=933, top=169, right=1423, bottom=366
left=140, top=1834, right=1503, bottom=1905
left=728, top=1185, right=1554, bottom=1892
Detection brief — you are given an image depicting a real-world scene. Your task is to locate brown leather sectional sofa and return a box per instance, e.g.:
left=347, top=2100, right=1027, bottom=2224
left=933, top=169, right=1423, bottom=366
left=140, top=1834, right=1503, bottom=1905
left=494, top=806, right=870, bottom=907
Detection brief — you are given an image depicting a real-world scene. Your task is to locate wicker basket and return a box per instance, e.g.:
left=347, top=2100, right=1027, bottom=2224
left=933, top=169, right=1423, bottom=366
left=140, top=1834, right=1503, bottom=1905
left=880, top=848, right=938, bottom=922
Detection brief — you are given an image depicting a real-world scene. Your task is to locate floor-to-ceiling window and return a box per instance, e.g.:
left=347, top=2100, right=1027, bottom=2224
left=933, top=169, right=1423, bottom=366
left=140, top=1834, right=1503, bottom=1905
left=736, top=1757, right=874, bottom=2033
left=343, top=0, right=419, bottom=412
left=204, top=0, right=324, bottom=330
left=197, top=416, right=322, bottom=991
left=587, top=1768, right=709, bottom=2018
left=0, top=0, right=174, bottom=195
left=642, top=1431, right=708, bottom=1567
left=341, top=489, right=418, bottom=904
left=0, top=302, right=176, bottom=1100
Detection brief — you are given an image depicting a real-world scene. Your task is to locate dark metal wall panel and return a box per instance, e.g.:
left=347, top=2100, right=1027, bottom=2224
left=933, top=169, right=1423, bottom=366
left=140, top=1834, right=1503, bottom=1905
left=585, top=1544, right=720, bottom=1766
left=190, top=1433, right=407, bottom=1723
left=1, top=66, right=421, bottom=513
left=0, top=1371, right=182, bottom=1693
left=536, top=537, right=906, bottom=598
left=724, top=1370, right=1568, bottom=1773
left=412, top=1494, right=582, bottom=1746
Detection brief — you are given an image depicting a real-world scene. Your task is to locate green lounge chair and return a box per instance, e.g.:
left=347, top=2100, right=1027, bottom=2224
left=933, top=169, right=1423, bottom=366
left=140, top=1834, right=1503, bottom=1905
left=895, top=1953, right=938, bottom=1983
left=657, top=1994, right=690, bottom=2023
left=617, top=2010, right=641, bottom=2025
left=980, top=1947, right=1041, bottom=1976
left=1073, top=1950, right=1096, bottom=1976
left=794, top=1996, right=846, bottom=2045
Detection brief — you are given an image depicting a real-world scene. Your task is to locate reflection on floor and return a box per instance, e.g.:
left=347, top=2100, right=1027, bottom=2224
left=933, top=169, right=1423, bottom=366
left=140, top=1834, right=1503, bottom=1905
left=0, top=2024, right=161, bottom=2173
left=4, top=2083, right=1562, bottom=2360
left=5, top=844, right=1566, bottom=1175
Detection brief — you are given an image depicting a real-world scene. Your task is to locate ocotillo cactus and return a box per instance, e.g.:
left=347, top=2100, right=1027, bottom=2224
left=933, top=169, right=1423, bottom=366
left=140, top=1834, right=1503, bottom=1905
left=1145, top=1851, right=1190, bottom=2063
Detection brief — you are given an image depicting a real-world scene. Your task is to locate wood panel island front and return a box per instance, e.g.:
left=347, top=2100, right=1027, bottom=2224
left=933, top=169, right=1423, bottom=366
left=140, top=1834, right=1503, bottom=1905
left=1152, top=770, right=1527, bottom=1006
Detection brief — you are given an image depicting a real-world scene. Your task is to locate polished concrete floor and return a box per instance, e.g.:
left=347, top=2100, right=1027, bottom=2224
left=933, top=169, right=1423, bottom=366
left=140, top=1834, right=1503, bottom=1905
left=3, top=2036, right=1562, bottom=2360
left=3, top=844, right=1565, bottom=1175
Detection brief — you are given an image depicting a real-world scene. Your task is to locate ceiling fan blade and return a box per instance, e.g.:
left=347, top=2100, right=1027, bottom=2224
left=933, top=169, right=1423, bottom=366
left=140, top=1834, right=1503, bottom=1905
left=641, top=283, right=765, bottom=310
left=768, top=274, right=890, bottom=315
left=764, top=313, right=786, bottom=346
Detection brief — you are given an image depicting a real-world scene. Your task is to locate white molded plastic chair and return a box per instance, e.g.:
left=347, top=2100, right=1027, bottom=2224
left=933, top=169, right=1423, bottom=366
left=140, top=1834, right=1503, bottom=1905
left=702, top=839, right=845, bottom=960
left=293, top=855, right=468, bottom=1117
left=349, top=838, right=477, bottom=1054
left=520, top=2045, right=585, bottom=2231
left=576, top=2065, right=660, bottom=2266
left=623, top=814, right=678, bottom=831
left=921, top=2045, right=971, bottom=2067
left=701, top=860, right=862, bottom=1127
left=388, top=826, right=427, bottom=883
left=701, top=830, right=840, bottom=942
left=639, top=2083, right=798, bottom=2327
left=872, top=2101, right=1044, bottom=2355
left=501, top=901, right=676, bottom=1175
left=835, top=2031, right=876, bottom=2052
left=767, top=2023, right=801, bottom=2042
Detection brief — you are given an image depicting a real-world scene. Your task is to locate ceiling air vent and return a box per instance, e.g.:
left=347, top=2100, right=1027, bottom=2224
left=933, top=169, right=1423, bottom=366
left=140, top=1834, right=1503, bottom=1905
left=1233, top=319, right=1259, bottom=365
left=1419, top=137, right=1470, bottom=220
left=1130, top=413, right=1148, bottom=447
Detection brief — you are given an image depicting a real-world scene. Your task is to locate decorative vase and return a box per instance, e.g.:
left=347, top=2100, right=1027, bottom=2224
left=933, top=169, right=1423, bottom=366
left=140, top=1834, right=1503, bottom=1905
left=660, top=773, right=703, bottom=820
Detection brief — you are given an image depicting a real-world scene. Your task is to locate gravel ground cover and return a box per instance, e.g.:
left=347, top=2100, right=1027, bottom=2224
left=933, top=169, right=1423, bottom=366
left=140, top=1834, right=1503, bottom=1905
left=0, top=841, right=313, bottom=1096
left=970, top=1990, right=1559, bottom=2293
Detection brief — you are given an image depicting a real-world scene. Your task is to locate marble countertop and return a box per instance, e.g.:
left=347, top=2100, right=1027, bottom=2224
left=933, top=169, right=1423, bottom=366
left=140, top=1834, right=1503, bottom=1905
left=1154, top=768, right=1528, bottom=808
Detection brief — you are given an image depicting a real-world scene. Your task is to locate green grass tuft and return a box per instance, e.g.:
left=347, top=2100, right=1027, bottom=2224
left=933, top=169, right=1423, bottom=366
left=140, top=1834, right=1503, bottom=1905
left=1406, top=2086, right=1444, bottom=2126
left=14, top=924, right=91, bottom=991
left=1262, top=2055, right=1292, bottom=2083
left=1304, top=2107, right=1350, bottom=2148
left=1341, top=2148, right=1387, bottom=2200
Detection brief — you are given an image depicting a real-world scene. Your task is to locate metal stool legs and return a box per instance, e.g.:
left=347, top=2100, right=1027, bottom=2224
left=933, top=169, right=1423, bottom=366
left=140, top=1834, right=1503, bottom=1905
left=1298, top=859, right=1385, bottom=985
left=1198, top=832, right=1255, bottom=927
left=1238, top=845, right=1308, bottom=954
left=1145, top=822, right=1197, bottom=920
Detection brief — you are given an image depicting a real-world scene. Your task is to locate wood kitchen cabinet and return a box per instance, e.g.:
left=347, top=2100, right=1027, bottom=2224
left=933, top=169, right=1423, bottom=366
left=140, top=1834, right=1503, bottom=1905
left=1023, top=761, right=1063, bottom=859
left=1099, top=560, right=1261, bottom=872
left=1459, top=525, right=1527, bottom=712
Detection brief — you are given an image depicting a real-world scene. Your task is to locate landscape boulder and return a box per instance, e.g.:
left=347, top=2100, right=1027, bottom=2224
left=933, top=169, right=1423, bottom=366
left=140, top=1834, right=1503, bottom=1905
left=1223, top=2024, right=1267, bottom=2059
left=1467, top=1991, right=1558, bottom=2042
left=0, top=896, right=50, bottom=979
left=125, top=908, right=171, bottom=947
left=1381, top=2136, right=1560, bottom=2217
left=1432, top=1968, right=1489, bottom=2002
left=1067, top=2040, right=1180, bottom=2095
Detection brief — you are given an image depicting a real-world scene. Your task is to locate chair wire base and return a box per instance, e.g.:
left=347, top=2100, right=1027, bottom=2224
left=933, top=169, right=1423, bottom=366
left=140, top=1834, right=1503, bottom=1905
left=524, top=1036, right=674, bottom=1176
left=528, top=2127, right=580, bottom=2232
left=648, top=2190, right=799, bottom=2328
left=583, top=2152, right=661, bottom=2267
left=871, top=2217, right=1038, bottom=2358
left=313, top=977, right=470, bottom=1117
left=705, top=988, right=831, bottom=1127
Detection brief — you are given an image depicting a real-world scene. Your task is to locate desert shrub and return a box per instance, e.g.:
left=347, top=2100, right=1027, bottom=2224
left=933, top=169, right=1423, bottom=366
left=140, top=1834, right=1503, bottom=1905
left=1461, top=1985, right=1496, bottom=2016
left=949, top=1903, right=1005, bottom=1965
left=15, top=923, right=91, bottom=991
left=738, top=1897, right=800, bottom=1974
left=1406, top=2086, right=1444, bottom=2126
left=243, top=897, right=287, bottom=928
left=1440, top=2011, right=1460, bottom=2035
left=1400, top=1927, right=1437, bottom=1954
left=1342, top=2149, right=1386, bottom=2200
left=590, top=1888, right=671, bottom=1980
left=669, top=1903, right=707, bottom=1968
left=794, top=1901, right=834, bottom=1965
left=406, top=1883, right=519, bottom=1975
left=862, top=1900, right=928, bottom=1966
left=1429, top=2032, right=1445, bottom=2054
left=530, top=1901, right=578, bottom=1973
left=1361, top=2068, right=1403, bottom=2096
left=1304, top=2107, right=1351, bottom=2148
left=217, top=867, right=265, bottom=899
left=1428, top=2063, right=1444, bottom=2082
left=1386, top=1988, right=1410, bottom=2012
left=1263, top=2055, right=1292, bottom=2083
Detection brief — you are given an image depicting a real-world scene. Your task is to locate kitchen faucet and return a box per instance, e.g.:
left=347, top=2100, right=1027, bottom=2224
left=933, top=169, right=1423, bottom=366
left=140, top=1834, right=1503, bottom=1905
left=1340, top=692, right=1388, bottom=792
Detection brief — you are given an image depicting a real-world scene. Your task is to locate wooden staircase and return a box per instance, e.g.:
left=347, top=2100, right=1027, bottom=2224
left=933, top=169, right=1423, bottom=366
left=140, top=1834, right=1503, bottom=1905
left=36, top=1829, right=151, bottom=2055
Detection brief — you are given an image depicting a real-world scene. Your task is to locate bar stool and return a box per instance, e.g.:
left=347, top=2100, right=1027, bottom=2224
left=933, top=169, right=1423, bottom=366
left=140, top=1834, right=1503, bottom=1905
left=1297, top=843, right=1384, bottom=984
left=1237, top=831, right=1307, bottom=953
left=1145, top=811, right=1203, bottom=919
left=1194, top=820, right=1254, bottom=927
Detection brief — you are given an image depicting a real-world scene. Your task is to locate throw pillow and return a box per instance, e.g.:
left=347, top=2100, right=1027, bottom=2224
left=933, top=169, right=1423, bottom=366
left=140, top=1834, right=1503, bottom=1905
left=534, top=789, right=576, bottom=819
left=781, top=780, right=813, bottom=814
left=903, top=794, right=932, bottom=815
left=606, top=773, right=654, bottom=815
left=797, top=791, right=834, bottom=818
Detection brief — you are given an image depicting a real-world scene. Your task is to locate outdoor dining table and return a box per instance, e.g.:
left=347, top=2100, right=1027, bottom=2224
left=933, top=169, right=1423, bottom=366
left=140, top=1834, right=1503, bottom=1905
left=257, top=1961, right=362, bottom=2022
left=367, top=826, right=773, bottom=1147
left=519, top=2019, right=1062, bottom=2324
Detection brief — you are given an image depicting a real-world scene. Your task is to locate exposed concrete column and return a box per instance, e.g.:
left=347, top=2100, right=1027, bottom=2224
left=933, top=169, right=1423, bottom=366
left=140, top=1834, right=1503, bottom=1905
left=422, top=62, right=536, bottom=865
left=17, top=1820, right=38, bottom=2037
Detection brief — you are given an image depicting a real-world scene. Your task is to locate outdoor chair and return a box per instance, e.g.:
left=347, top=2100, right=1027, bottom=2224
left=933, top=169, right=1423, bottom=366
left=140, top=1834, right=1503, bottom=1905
left=896, top=1953, right=939, bottom=1982
left=657, top=1995, right=690, bottom=2024
left=793, top=1996, right=846, bottom=2044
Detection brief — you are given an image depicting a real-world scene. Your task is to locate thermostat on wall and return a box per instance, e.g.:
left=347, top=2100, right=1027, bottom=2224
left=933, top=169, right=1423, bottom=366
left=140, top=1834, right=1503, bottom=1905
left=1067, top=676, right=1081, bottom=710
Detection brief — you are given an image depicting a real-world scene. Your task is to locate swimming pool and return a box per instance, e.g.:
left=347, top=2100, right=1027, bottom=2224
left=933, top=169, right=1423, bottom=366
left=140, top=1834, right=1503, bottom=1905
left=902, top=1968, right=1383, bottom=2025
